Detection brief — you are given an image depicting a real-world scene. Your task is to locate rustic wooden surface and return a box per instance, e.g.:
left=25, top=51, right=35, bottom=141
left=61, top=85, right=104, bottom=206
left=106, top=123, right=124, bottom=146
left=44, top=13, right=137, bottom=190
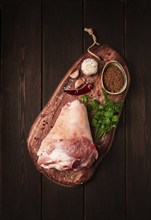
left=0, top=0, right=151, bottom=220
left=27, top=43, right=130, bottom=187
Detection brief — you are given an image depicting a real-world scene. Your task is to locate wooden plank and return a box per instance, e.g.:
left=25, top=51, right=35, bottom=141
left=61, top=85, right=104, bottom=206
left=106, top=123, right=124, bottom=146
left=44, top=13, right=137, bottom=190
left=1, top=1, right=41, bottom=219
left=0, top=5, right=2, bottom=219
left=84, top=1, right=126, bottom=219
left=42, top=0, right=83, bottom=219
left=125, top=0, right=151, bottom=219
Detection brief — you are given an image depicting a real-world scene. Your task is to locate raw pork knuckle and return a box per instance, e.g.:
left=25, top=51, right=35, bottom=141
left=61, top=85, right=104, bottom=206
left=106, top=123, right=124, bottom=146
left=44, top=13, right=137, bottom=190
left=37, top=100, right=98, bottom=171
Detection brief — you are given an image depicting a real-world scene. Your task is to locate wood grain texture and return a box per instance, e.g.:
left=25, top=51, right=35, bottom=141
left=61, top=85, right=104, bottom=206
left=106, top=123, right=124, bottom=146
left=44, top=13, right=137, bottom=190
left=1, top=1, right=41, bottom=220
left=84, top=0, right=126, bottom=220
left=41, top=0, right=83, bottom=219
left=1, top=0, right=151, bottom=220
left=27, top=44, right=130, bottom=187
left=125, top=0, right=151, bottom=219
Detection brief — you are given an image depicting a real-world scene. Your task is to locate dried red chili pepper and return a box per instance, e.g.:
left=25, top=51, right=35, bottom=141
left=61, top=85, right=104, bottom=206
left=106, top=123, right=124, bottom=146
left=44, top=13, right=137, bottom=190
left=64, top=83, right=93, bottom=95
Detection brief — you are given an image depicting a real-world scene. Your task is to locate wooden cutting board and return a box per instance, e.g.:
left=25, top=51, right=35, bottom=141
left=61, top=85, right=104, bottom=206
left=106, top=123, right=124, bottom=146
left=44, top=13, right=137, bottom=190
left=27, top=44, right=130, bottom=187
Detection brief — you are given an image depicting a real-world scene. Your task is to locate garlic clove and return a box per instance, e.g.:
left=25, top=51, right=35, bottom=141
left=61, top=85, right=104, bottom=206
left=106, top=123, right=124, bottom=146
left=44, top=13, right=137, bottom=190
left=70, top=69, right=79, bottom=79
left=75, top=78, right=85, bottom=89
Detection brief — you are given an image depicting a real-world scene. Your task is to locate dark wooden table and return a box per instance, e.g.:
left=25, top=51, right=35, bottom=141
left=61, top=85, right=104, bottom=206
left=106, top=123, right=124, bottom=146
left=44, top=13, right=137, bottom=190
left=1, top=0, right=151, bottom=220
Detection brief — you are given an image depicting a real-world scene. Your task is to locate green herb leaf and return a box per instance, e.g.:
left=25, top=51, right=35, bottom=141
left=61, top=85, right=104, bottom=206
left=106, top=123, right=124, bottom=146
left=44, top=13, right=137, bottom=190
left=80, top=89, right=124, bottom=142
left=80, top=95, right=89, bottom=104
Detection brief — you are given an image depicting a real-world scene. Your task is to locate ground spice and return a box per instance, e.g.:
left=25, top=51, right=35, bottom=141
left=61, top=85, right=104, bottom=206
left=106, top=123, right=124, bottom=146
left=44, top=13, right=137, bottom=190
left=103, top=65, right=124, bottom=93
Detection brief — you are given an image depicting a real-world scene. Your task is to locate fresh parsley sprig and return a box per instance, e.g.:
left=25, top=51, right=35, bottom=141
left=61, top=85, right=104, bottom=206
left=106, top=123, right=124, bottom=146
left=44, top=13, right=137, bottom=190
left=80, top=89, right=124, bottom=142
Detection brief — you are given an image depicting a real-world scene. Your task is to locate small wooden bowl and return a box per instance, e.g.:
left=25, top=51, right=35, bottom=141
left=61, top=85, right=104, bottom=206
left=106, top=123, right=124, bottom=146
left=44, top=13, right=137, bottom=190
left=101, top=60, right=128, bottom=95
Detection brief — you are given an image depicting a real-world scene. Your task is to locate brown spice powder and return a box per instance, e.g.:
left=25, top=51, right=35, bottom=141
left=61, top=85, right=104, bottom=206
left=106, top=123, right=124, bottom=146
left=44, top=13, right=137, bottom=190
left=103, top=65, right=124, bottom=93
